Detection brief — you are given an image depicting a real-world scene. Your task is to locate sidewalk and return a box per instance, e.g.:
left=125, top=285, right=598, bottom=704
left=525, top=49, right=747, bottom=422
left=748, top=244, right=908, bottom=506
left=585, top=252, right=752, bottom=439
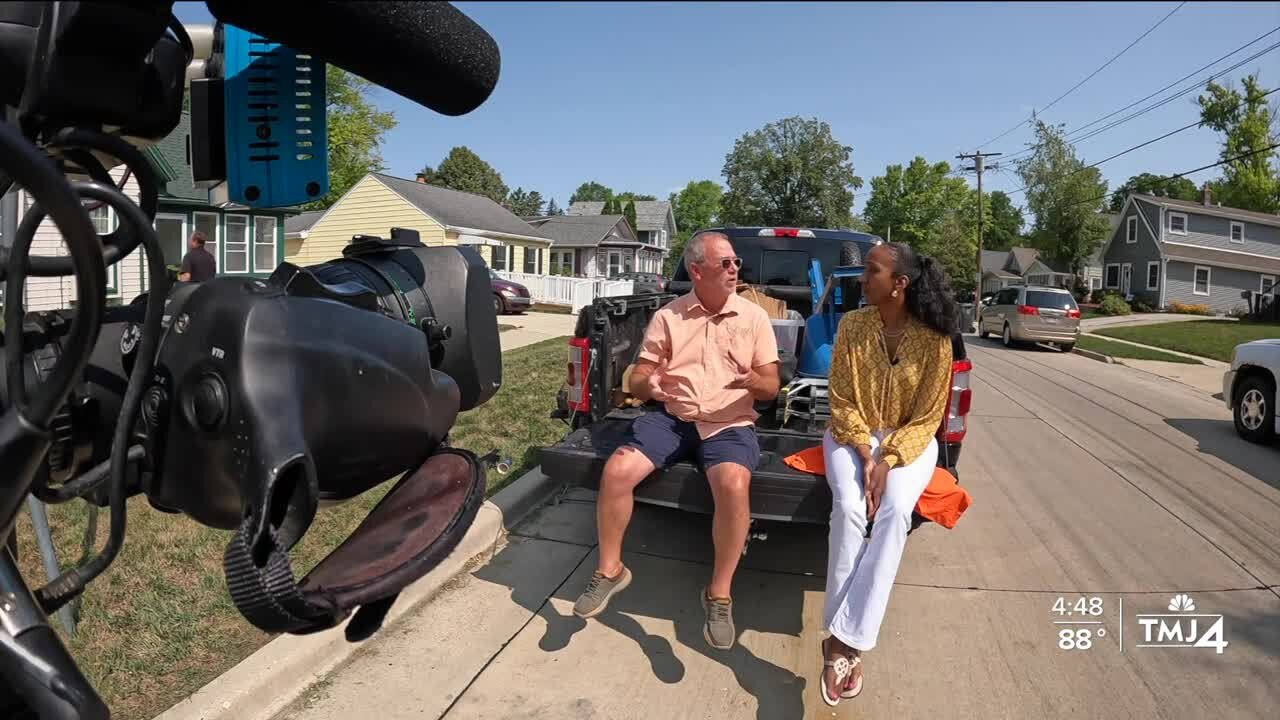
left=499, top=311, right=577, bottom=352
left=1078, top=332, right=1228, bottom=396
left=1081, top=313, right=1235, bottom=331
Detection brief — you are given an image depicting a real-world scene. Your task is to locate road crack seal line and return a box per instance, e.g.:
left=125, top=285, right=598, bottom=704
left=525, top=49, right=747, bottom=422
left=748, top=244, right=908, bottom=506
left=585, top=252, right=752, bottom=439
left=968, top=345, right=1280, bottom=601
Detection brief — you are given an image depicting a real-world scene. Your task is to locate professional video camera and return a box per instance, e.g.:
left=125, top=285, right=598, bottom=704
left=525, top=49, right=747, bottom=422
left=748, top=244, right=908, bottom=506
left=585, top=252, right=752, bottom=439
left=0, top=3, right=504, bottom=718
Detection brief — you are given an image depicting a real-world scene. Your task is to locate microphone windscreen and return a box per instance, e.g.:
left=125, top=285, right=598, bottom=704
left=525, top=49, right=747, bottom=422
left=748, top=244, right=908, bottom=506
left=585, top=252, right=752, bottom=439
left=203, top=1, right=501, bottom=116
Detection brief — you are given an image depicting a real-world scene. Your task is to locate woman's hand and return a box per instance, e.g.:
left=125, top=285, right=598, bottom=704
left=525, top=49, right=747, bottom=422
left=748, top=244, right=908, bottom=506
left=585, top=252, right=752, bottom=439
left=866, top=461, right=891, bottom=519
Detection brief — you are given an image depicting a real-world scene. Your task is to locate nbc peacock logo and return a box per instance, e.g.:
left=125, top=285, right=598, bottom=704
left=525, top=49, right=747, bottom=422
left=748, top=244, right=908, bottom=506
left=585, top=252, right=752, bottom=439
left=1136, top=594, right=1227, bottom=654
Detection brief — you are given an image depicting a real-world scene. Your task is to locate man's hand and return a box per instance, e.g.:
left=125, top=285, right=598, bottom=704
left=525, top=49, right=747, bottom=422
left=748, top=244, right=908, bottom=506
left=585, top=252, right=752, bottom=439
left=727, top=361, right=780, bottom=401
left=633, top=358, right=677, bottom=403
left=866, top=461, right=890, bottom=519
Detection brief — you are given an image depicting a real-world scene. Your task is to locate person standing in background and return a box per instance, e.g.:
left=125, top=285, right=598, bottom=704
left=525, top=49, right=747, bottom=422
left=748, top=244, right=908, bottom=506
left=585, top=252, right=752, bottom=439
left=178, top=231, right=216, bottom=283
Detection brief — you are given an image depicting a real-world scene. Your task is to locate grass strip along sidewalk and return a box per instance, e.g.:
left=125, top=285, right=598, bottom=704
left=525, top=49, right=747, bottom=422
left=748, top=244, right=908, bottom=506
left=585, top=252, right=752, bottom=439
left=13, top=336, right=572, bottom=720
left=1077, top=336, right=1201, bottom=364
left=1095, top=320, right=1280, bottom=363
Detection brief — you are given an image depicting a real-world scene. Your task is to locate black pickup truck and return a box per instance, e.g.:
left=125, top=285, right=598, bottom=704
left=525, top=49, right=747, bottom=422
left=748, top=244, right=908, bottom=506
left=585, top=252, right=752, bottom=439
left=541, top=227, right=972, bottom=525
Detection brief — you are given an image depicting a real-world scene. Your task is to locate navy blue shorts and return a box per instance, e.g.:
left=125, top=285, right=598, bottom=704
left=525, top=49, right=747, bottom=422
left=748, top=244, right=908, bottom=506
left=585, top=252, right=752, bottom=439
left=624, top=409, right=760, bottom=473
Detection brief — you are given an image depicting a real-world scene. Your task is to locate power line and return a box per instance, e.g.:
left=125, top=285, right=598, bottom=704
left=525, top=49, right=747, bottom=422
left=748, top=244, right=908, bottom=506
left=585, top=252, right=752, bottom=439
left=1004, top=86, right=1279, bottom=197
left=973, top=1, right=1188, bottom=149
left=997, top=28, right=1280, bottom=163
left=1064, top=143, right=1279, bottom=210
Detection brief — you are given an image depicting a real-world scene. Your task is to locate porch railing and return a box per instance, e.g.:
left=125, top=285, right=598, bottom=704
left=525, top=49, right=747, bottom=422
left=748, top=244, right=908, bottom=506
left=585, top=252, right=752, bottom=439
left=495, top=272, right=635, bottom=312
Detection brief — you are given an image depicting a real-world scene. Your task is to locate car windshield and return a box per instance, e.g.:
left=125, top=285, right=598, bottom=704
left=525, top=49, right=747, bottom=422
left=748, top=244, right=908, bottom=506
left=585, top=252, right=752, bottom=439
left=1027, top=290, right=1077, bottom=310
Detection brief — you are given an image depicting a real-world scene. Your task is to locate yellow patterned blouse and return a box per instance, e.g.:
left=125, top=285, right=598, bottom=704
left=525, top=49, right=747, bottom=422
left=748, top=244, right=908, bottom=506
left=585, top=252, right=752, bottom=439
left=828, top=306, right=953, bottom=469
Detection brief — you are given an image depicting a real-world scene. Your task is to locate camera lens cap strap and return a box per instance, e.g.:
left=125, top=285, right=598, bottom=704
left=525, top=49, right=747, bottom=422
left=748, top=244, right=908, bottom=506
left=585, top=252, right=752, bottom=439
left=223, top=520, right=343, bottom=635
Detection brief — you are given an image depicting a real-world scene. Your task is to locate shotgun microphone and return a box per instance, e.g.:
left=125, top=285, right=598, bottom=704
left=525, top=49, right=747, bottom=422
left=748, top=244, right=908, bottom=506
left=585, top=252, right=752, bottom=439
left=202, top=0, right=501, bottom=117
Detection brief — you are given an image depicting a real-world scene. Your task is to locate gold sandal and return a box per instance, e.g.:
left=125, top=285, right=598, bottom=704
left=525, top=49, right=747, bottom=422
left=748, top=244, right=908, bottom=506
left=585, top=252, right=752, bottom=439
left=820, top=637, right=853, bottom=707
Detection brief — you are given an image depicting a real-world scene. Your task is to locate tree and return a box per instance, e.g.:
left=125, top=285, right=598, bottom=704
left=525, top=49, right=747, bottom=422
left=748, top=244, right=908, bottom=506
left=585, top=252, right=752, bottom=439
left=720, top=116, right=863, bottom=228
left=623, top=199, right=638, bottom=233
left=861, top=156, right=983, bottom=287
left=1197, top=73, right=1280, bottom=214
left=505, top=187, right=545, bottom=216
left=615, top=191, right=657, bottom=203
left=546, top=197, right=563, bottom=216
left=570, top=181, right=612, bottom=203
left=305, top=66, right=398, bottom=209
left=1016, top=120, right=1111, bottom=277
left=1107, top=173, right=1199, bottom=212
left=421, top=147, right=509, bottom=205
left=986, top=190, right=1025, bottom=251
left=669, top=180, right=722, bottom=233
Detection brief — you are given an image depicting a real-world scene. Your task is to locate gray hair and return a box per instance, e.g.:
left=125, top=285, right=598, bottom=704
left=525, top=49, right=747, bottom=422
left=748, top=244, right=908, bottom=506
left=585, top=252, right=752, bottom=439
left=683, top=230, right=729, bottom=273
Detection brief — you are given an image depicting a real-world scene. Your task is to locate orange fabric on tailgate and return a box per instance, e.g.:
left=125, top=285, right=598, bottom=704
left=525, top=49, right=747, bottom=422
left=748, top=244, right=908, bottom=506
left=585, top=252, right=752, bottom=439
left=783, top=446, right=973, bottom=529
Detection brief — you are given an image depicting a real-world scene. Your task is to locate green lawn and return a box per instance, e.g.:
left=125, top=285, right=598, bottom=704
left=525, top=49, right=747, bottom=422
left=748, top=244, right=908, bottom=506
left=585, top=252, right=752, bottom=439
left=15, top=336, right=571, bottom=720
left=1077, top=335, right=1202, bottom=364
left=1095, top=320, right=1280, bottom=363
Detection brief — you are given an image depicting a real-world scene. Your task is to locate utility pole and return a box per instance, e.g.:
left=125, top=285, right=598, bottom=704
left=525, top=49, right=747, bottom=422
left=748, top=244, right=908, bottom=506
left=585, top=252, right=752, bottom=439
left=957, top=150, right=1001, bottom=332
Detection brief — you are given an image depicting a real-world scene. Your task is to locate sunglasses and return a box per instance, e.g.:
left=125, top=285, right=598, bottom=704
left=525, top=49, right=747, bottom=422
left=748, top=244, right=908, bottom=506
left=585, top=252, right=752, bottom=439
left=704, top=257, right=743, bottom=270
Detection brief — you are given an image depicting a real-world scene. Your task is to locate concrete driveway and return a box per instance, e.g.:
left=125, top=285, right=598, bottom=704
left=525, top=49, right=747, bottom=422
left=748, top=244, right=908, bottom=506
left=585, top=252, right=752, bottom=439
left=276, top=340, right=1280, bottom=720
left=500, top=311, right=578, bottom=352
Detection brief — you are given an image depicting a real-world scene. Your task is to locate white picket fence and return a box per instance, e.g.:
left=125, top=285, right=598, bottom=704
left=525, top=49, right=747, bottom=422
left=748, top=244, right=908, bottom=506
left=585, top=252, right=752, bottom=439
left=496, top=272, right=635, bottom=313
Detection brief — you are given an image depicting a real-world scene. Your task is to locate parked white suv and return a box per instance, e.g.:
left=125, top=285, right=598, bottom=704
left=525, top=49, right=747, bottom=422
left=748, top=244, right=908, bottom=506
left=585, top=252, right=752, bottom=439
left=1223, top=339, right=1280, bottom=444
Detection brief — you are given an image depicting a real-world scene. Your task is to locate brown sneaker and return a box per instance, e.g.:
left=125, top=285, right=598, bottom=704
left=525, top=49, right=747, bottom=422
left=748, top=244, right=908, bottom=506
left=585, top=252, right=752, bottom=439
left=701, top=588, right=736, bottom=650
left=573, top=566, right=632, bottom=618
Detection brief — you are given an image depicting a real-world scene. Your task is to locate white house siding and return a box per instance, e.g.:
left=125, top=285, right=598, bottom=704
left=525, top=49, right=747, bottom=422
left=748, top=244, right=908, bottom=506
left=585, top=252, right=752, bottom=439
left=22, top=167, right=147, bottom=312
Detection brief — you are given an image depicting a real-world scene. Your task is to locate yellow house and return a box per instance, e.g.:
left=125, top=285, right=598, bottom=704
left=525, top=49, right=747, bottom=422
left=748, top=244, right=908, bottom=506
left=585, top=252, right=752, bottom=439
left=284, top=172, right=552, bottom=271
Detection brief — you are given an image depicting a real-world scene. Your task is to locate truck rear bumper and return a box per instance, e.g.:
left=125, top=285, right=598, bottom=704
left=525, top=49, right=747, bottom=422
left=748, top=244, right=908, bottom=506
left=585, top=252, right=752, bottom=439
left=540, top=415, right=962, bottom=525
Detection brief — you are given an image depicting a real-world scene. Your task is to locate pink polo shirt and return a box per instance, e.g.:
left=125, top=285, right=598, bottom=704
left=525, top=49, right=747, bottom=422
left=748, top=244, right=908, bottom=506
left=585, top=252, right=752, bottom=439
left=637, top=291, right=781, bottom=439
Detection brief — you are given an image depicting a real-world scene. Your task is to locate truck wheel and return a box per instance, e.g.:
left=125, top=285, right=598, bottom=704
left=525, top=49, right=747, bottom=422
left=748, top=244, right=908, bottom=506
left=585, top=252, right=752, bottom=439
left=840, top=241, right=863, bottom=267
left=1234, top=374, right=1276, bottom=445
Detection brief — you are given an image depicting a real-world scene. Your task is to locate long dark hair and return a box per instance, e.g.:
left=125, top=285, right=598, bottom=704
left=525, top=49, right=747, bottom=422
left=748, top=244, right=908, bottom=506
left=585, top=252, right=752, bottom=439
left=886, top=242, right=961, bottom=336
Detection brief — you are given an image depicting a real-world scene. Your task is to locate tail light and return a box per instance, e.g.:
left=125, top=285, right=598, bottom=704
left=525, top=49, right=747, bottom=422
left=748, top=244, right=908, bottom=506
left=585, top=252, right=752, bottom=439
left=942, top=359, right=972, bottom=443
left=758, top=228, right=815, bottom=238
left=1017, top=305, right=1039, bottom=316
left=567, top=337, right=591, bottom=413
left=1067, top=308, right=1081, bottom=319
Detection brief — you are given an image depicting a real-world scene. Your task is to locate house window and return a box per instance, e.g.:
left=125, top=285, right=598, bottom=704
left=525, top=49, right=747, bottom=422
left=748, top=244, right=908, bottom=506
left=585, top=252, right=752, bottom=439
left=224, top=215, right=249, bottom=273
left=1146, top=261, right=1160, bottom=291
left=551, top=250, right=573, bottom=275
left=1193, top=266, right=1211, bottom=296
left=193, top=211, right=220, bottom=273
left=253, top=216, right=278, bottom=273
left=1168, top=212, right=1187, bottom=236
left=1126, top=216, right=1137, bottom=244
left=1090, top=277, right=1102, bottom=290
left=90, top=205, right=121, bottom=296
left=608, top=251, right=622, bottom=278
left=1261, top=274, right=1276, bottom=295
left=1105, top=264, right=1120, bottom=289
left=1230, top=221, right=1244, bottom=244
left=524, top=246, right=537, bottom=274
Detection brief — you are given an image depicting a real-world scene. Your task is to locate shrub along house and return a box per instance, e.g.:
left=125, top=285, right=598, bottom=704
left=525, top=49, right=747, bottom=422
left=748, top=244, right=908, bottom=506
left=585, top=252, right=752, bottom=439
left=287, top=172, right=552, bottom=273
left=526, top=214, right=646, bottom=278
left=1100, top=187, right=1280, bottom=314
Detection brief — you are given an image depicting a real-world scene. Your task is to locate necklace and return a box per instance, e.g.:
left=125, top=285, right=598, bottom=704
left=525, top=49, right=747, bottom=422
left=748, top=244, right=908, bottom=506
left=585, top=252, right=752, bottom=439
left=881, top=326, right=906, bottom=338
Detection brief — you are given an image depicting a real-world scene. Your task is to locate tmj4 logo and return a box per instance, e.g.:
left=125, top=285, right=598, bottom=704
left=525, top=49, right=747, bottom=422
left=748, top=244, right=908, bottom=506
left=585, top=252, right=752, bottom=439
left=1137, top=594, right=1228, bottom=654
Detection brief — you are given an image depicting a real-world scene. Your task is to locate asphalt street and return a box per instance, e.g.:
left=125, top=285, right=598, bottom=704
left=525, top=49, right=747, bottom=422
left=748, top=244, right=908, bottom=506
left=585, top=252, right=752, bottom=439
left=275, top=337, right=1280, bottom=720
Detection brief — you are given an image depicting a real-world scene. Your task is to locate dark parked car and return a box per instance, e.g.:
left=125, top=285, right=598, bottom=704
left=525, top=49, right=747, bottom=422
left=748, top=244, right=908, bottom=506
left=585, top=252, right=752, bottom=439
left=490, top=270, right=531, bottom=314
left=615, top=271, right=667, bottom=294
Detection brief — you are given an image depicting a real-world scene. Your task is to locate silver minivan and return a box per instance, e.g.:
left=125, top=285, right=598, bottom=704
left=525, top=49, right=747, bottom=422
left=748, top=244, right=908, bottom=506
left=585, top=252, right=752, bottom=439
left=979, top=285, right=1081, bottom=351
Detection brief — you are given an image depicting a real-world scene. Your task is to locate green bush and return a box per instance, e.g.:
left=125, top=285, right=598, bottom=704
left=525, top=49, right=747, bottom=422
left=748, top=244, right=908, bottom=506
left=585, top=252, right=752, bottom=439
left=1089, top=289, right=1110, bottom=304
left=1133, top=300, right=1155, bottom=313
left=1099, top=294, right=1131, bottom=316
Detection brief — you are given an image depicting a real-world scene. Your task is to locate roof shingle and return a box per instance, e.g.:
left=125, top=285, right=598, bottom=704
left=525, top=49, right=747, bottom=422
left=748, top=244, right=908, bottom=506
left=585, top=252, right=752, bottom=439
left=373, top=173, right=548, bottom=242
left=567, top=200, right=674, bottom=232
left=527, top=215, right=639, bottom=247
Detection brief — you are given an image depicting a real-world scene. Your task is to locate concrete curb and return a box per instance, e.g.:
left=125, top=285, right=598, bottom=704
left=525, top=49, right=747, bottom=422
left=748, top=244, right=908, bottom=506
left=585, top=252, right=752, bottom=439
left=1073, top=347, right=1115, bottom=364
left=153, top=468, right=564, bottom=720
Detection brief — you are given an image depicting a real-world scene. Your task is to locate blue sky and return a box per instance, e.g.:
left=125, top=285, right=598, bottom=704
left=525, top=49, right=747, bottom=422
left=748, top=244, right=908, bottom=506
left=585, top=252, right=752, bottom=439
left=176, top=1, right=1279, bottom=216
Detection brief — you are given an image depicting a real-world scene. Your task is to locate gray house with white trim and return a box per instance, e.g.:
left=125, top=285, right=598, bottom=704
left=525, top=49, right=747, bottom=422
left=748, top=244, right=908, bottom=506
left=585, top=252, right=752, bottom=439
left=1100, top=189, right=1280, bottom=314
left=566, top=200, right=676, bottom=274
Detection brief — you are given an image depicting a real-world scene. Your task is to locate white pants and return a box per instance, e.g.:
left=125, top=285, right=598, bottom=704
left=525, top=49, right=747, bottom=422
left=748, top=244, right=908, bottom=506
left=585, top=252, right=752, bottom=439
left=822, top=428, right=937, bottom=651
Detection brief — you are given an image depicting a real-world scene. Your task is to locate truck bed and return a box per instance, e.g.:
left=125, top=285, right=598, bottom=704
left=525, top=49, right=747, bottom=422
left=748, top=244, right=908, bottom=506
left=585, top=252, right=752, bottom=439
left=539, top=411, right=835, bottom=524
